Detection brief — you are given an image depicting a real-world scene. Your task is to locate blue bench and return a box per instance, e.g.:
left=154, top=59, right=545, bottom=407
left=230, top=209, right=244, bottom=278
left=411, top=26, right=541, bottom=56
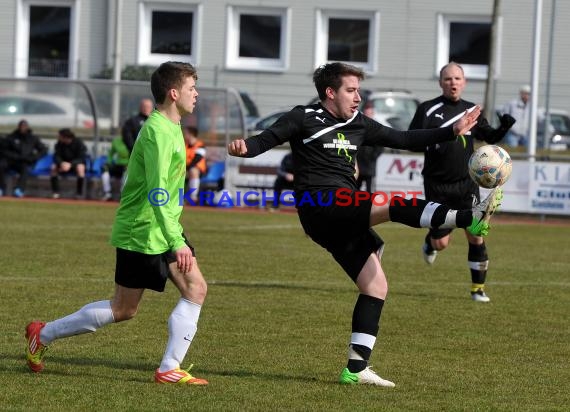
left=29, top=153, right=54, bottom=176
left=200, top=160, right=225, bottom=191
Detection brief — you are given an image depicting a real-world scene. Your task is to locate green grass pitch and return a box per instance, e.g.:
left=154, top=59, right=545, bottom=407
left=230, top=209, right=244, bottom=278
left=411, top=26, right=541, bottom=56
left=0, top=199, right=568, bottom=411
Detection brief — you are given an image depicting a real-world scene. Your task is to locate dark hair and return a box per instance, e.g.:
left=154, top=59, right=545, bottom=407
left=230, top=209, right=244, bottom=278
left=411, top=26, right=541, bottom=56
left=184, top=125, right=199, bottom=136
left=18, top=119, right=29, bottom=128
left=312, top=62, right=365, bottom=101
left=151, top=61, right=198, bottom=104
left=58, top=128, right=75, bottom=139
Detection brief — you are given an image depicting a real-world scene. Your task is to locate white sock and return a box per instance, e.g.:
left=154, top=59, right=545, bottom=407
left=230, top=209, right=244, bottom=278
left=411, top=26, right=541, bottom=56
left=158, top=298, right=202, bottom=372
left=189, top=178, right=200, bottom=200
left=101, top=171, right=111, bottom=194
left=40, top=300, right=115, bottom=345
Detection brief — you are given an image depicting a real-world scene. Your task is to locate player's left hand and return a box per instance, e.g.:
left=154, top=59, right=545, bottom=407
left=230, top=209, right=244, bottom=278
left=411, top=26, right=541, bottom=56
left=453, top=105, right=481, bottom=136
left=498, top=113, right=516, bottom=129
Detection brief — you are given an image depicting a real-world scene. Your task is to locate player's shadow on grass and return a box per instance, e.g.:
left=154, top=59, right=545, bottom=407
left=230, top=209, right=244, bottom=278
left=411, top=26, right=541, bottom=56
left=393, top=290, right=472, bottom=302
left=210, top=279, right=351, bottom=294
left=8, top=354, right=319, bottom=384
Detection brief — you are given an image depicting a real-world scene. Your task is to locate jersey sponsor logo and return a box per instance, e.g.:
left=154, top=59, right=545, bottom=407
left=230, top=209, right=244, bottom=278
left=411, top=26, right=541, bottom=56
left=322, top=132, right=357, bottom=162
left=315, top=116, right=326, bottom=124
left=435, top=113, right=444, bottom=120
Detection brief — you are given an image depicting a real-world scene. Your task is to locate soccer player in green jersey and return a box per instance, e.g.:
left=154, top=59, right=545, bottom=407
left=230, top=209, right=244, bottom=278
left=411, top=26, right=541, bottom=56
left=25, top=61, right=209, bottom=385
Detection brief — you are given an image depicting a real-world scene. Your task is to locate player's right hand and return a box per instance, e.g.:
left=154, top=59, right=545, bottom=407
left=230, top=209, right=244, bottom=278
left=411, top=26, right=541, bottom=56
left=453, top=105, right=481, bottom=136
left=174, top=245, right=193, bottom=274
left=228, top=139, right=248, bottom=156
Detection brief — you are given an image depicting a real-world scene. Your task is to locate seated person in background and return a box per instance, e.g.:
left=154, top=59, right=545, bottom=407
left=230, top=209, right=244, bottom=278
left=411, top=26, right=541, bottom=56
left=101, top=135, right=130, bottom=201
left=50, top=128, right=87, bottom=199
left=183, top=126, right=207, bottom=203
left=0, top=119, right=47, bottom=197
left=271, top=152, right=294, bottom=209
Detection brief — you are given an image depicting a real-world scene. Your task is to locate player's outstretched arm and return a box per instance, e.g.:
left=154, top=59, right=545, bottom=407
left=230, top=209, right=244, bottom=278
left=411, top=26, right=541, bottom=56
left=453, top=105, right=481, bottom=136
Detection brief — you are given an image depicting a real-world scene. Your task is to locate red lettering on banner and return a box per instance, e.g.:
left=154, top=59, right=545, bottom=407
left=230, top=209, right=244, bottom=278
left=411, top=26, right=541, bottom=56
left=386, top=159, right=422, bottom=174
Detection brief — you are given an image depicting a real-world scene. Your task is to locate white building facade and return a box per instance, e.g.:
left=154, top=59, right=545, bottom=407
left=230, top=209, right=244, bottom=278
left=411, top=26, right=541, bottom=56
left=0, top=0, right=568, bottom=116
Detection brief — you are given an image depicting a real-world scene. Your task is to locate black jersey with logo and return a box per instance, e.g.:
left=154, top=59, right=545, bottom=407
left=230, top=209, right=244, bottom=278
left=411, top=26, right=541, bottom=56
left=408, top=96, right=506, bottom=183
left=244, top=103, right=456, bottom=195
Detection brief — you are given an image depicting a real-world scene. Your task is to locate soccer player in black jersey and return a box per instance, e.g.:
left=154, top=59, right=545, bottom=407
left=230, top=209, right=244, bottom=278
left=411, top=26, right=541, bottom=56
left=228, top=62, right=503, bottom=387
left=409, top=62, right=515, bottom=303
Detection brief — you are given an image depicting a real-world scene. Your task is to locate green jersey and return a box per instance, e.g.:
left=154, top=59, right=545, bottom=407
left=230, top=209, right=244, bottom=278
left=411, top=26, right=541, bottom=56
left=111, top=110, right=187, bottom=254
left=107, top=137, right=130, bottom=166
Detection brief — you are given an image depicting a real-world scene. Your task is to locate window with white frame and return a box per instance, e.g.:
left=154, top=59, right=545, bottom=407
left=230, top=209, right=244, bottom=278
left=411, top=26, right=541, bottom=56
left=15, top=0, right=79, bottom=78
left=226, top=6, right=290, bottom=72
left=315, top=10, right=380, bottom=73
left=436, top=14, right=501, bottom=80
left=138, top=3, right=201, bottom=66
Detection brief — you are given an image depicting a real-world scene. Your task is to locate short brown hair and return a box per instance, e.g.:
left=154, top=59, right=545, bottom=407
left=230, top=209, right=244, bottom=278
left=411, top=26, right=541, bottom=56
left=151, top=61, right=198, bottom=104
left=312, top=62, right=365, bottom=101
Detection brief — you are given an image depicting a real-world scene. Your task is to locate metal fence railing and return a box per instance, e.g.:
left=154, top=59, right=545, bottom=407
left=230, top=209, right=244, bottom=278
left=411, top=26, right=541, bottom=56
left=0, top=78, right=247, bottom=160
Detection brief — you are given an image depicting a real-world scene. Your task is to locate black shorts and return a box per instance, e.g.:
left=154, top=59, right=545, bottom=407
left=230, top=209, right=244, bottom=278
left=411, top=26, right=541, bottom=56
left=424, top=178, right=479, bottom=239
left=106, top=164, right=126, bottom=178
left=115, top=234, right=195, bottom=292
left=297, top=192, right=384, bottom=282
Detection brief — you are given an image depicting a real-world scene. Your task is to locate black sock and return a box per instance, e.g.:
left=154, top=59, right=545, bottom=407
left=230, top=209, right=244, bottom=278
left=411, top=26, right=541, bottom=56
left=456, top=210, right=473, bottom=228
left=76, top=177, right=84, bottom=195
left=424, top=233, right=434, bottom=253
left=347, top=294, right=384, bottom=373
left=50, top=176, right=59, bottom=193
left=388, top=197, right=429, bottom=228
left=468, top=242, right=488, bottom=285
left=389, top=197, right=472, bottom=229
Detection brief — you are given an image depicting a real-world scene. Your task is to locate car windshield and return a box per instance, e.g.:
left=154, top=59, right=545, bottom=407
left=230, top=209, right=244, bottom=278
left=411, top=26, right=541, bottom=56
left=550, top=114, right=570, bottom=134
left=371, top=96, right=418, bottom=128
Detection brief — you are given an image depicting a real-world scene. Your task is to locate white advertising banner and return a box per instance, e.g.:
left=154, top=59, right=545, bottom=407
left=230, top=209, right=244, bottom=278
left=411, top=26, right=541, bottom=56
left=527, top=162, right=570, bottom=214
left=373, top=153, right=425, bottom=195
left=230, top=151, right=570, bottom=216
left=375, top=153, right=570, bottom=216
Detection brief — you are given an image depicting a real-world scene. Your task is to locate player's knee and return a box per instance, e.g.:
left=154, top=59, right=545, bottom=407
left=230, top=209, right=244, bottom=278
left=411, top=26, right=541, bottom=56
left=193, top=277, right=208, bottom=301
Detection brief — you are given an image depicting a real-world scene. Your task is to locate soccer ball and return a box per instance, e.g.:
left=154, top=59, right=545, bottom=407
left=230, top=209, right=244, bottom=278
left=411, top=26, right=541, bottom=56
left=468, top=145, right=512, bottom=189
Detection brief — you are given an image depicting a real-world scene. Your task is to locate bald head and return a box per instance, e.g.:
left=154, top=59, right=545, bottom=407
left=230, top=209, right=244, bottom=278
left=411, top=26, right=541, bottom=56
left=140, top=98, right=154, bottom=116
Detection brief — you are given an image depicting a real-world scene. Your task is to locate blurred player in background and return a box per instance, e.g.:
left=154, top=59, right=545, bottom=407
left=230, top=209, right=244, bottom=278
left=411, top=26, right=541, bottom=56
left=408, top=62, right=515, bottom=302
left=183, top=125, right=207, bottom=203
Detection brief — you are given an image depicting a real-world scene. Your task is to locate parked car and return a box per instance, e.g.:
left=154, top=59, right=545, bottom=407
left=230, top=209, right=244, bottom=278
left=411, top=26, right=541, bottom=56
left=495, top=107, right=570, bottom=150
left=537, top=109, right=570, bottom=150
left=239, top=91, right=260, bottom=127
left=307, top=89, right=420, bottom=130
left=0, top=93, right=111, bottom=129
left=247, top=108, right=291, bottom=136
left=364, top=90, right=420, bottom=130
